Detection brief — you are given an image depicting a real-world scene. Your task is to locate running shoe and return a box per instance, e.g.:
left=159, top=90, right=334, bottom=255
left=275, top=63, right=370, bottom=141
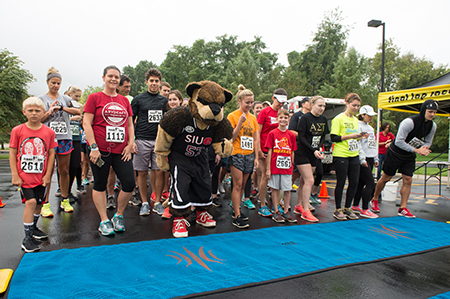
left=153, top=202, right=164, bottom=215
left=114, top=180, right=120, bottom=192
left=98, top=220, right=115, bottom=236
left=21, top=237, right=41, bottom=252
left=212, top=197, right=222, bottom=207
left=272, top=211, right=285, bottom=223
left=281, top=212, right=297, bottom=223
left=68, top=193, right=78, bottom=203
left=173, top=217, right=190, bottom=238
left=360, top=209, right=379, bottom=219
left=351, top=206, right=364, bottom=215
left=249, top=189, right=258, bottom=199
left=219, top=183, right=226, bottom=194
left=398, top=207, right=416, bottom=218
left=272, top=204, right=284, bottom=214
left=344, top=208, right=359, bottom=220
left=309, top=204, right=316, bottom=212
left=32, top=226, right=48, bottom=240
left=370, top=199, right=380, bottom=213
left=129, top=195, right=142, bottom=206
left=162, top=191, right=169, bottom=200
left=77, top=185, right=87, bottom=195
left=292, top=184, right=299, bottom=190
left=310, top=193, right=322, bottom=204
left=258, top=206, right=272, bottom=217
left=139, top=203, right=150, bottom=216
left=55, top=188, right=62, bottom=197
left=294, top=205, right=304, bottom=215
left=333, top=208, right=347, bottom=221
left=111, top=213, right=125, bottom=232
left=243, top=199, right=255, bottom=210
left=232, top=214, right=249, bottom=228
left=232, top=210, right=248, bottom=220
left=162, top=207, right=171, bottom=219
left=301, top=209, right=319, bottom=222
left=41, top=203, right=53, bottom=218
left=150, top=192, right=156, bottom=202
left=82, top=178, right=89, bottom=186
left=60, top=199, right=74, bottom=213
left=90, top=177, right=94, bottom=183
left=106, top=195, right=116, bottom=209
left=225, top=177, right=231, bottom=185
left=196, top=211, right=216, bottom=227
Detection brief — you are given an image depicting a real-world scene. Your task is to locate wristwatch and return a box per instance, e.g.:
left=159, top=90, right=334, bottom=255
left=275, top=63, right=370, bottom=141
left=89, top=143, right=98, bottom=151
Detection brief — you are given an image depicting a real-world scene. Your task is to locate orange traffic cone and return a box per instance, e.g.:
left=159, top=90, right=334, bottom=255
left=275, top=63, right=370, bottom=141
left=0, top=193, right=5, bottom=208
left=318, top=182, right=330, bottom=199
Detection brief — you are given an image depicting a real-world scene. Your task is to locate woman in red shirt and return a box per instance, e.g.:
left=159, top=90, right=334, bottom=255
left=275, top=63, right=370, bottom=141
left=377, top=122, right=395, bottom=180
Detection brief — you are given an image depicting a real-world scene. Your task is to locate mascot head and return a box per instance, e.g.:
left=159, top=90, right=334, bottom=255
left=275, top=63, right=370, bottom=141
left=186, top=81, right=232, bottom=126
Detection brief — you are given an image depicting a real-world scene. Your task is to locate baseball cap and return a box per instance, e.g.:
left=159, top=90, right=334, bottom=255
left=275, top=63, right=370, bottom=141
left=262, top=101, right=271, bottom=106
left=301, top=97, right=310, bottom=104
left=359, top=105, right=377, bottom=116
left=273, top=94, right=288, bottom=103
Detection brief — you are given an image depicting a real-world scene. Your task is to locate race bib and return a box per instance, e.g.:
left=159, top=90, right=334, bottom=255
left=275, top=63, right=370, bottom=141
left=348, top=139, right=358, bottom=152
left=21, top=155, right=44, bottom=173
left=241, top=136, right=253, bottom=150
left=276, top=156, right=291, bottom=169
left=408, top=137, right=425, bottom=149
left=148, top=110, right=163, bottom=123
left=311, top=136, right=321, bottom=149
left=70, top=125, right=80, bottom=136
left=368, top=136, right=376, bottom=148
left=106, top=126, right=125, bottom=143
left=50, top=122, right=68, bottom=135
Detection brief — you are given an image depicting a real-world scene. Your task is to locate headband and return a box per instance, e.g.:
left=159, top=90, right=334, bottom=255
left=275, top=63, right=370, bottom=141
left=47, top=73, right=62, bottom=81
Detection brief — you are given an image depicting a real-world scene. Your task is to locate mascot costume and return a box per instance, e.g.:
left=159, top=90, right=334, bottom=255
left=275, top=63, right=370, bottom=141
left=155, top=81, right=233, bottom=238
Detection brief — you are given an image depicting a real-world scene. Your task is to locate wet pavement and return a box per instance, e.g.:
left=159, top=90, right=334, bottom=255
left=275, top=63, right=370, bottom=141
left=0, top=159, right=449, bottom=298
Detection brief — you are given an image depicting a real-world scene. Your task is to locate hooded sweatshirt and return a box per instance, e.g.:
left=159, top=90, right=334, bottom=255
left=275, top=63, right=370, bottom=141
left=390, top=100, right=437, bottom=157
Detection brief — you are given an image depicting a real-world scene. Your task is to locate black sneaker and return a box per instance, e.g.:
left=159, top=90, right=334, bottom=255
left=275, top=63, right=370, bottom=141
left=272, top=211, right=285, bottom=223
left=68, top=193, right=78, bottom=203
left=232, top=210, right=248, bottom=220
left=22, top=237, right=41, bottom=252
left=107, top=195, right=116, bottom=209
left=232, top=214, right=249, bottom=229
left=212, top=197, right=222, bottom=207
left=281, top=212, right=297, bottom=223
left=128, top=195, right=142, bottom=206
left=32, top=227, right=48, bottom=239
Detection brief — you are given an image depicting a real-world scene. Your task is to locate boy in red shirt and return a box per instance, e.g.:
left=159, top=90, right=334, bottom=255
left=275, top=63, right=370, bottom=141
left=265, top=109, right=297, bottom=223
left=10, top=97, right=57, bottom=252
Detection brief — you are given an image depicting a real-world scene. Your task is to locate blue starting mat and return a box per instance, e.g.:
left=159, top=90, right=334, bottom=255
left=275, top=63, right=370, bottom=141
left=8, top=217, right=450, bottom=298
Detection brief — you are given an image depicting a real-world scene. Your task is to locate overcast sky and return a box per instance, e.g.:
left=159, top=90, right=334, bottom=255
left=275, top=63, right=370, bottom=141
left=1, top=0, right=449, bottom=96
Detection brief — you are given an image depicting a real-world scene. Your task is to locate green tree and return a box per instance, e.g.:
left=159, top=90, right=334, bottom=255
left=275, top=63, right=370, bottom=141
left=0, top=49, right=35, bottom=147
left=80, top=85, right=103, bottom=105
left=123, top=60, right=158, bottom=97
left=320, top=47, right=379, bottom=106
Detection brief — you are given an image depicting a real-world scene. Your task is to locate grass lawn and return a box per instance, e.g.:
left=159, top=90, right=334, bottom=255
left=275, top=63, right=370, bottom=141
left=415, top=152, right=449, bottom=177
left=0, top=154, right=8, bottom=160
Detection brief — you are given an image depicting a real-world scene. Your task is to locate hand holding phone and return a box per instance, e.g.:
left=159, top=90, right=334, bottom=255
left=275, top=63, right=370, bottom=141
left=96, top=157, right=105, bottom=168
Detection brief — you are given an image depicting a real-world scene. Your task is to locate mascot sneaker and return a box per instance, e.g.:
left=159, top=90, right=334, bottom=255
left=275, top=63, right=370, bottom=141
left=173, top=217, right=190, bottom=238
left=196, top=211, right=216, bottom=227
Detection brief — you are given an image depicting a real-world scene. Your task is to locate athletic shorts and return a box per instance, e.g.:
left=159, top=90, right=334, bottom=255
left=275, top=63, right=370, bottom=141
left=294, top=151, right=318, bottom=167
left=268, top=174, right=292, bottom=191
left=228, top=153, right=255, bottom=174
left=21, top=185, right=47, bottom=204
left=56, top=140, right=73, bottom=155
left=133, top=139, right=159, bottom=171
left=383, top=148, right=415, bottom=177
left=81, top=143, right=87, bottom=154
left=221, top=157, right=228, bottom=168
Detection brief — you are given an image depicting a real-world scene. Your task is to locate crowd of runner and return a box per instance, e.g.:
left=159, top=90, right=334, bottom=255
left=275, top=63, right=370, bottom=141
left=10, top=66, right=438, bottom=252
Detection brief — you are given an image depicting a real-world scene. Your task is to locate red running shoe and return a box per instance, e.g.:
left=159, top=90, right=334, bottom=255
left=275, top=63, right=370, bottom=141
left=162, top=191, right=169, bottom=200
left=370, top=199, right=380, bottom=213
left=150, top=192, right=156, bottom=202
left=172, top=217, right=190, bottom=238
left=294, top=205, right=304, bottom=215
left=398, top=207, right=416, bottom=218
left=196, top=211, right=216, bottom=227
left=162, top=207, right=171, bottom=219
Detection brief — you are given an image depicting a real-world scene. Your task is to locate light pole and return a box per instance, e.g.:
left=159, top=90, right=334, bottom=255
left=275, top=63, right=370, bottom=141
left=368, top=19, right=385, bottom=125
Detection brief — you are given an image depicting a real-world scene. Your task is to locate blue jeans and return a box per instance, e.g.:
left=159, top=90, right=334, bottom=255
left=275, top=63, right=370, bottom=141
left=377, top=153, right=386, bottom=180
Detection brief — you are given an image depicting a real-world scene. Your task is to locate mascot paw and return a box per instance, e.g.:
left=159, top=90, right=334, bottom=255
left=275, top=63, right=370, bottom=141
left=213, top=139, right=233, bottom=158
left=156, top=154, right=170, bottom=172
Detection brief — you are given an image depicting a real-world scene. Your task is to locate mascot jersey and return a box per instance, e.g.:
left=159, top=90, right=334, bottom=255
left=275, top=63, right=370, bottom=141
left=167, top=108, right=214, bottom=209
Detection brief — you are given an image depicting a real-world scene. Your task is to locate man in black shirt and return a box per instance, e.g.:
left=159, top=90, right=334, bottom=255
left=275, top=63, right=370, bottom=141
left=131, top=68, right=168, bottom=216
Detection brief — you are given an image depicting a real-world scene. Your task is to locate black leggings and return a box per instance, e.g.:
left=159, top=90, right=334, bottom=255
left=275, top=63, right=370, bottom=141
left=333, top=156, right=360, bottom=209
left=353, top=157, right=375, bottom=209
left=314, top=161, right=323, bottom=187
left=69, top=140, right=82, bottom=193
left=89, top=150, right=135, bottom=193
